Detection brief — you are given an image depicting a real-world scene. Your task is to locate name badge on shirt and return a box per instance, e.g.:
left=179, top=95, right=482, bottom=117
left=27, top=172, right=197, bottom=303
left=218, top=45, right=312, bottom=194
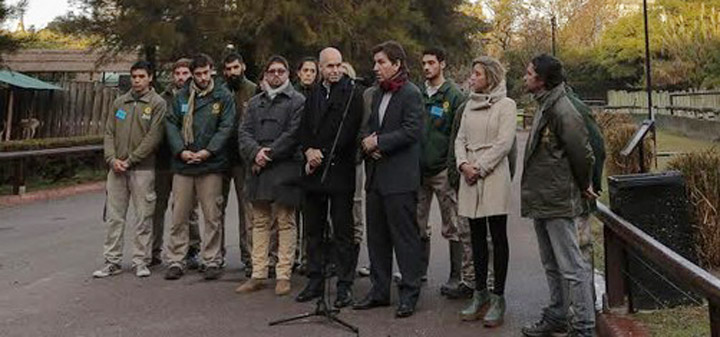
left=181, top=104, right=189, bottom=114
left=430, top=105, right=444, bottom=118
left=115, top=109, right=127, bottom=120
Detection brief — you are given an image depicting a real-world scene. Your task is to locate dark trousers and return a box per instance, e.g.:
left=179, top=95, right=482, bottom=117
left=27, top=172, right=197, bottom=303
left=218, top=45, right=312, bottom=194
left=366, top=190, right=423, bottom=305
left=469, top=215, right=509, bottom=295
left=305, top=191, right=355, bottom=286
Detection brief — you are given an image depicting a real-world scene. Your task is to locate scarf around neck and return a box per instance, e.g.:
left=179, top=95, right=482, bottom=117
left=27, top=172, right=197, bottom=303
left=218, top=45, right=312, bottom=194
left=379, top=71, right=408, bottom=93
left=466, top=80, right=507, bottom=111
left=182, top=78, right=215, bottom=146
left=266, top=79, right=290, bottom=100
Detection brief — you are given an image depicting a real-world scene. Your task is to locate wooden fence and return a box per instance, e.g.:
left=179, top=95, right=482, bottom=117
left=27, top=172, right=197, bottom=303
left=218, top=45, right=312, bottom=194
left=1, top=82, right=120, bottom=140
left=608, top=90, right=720, bottom=120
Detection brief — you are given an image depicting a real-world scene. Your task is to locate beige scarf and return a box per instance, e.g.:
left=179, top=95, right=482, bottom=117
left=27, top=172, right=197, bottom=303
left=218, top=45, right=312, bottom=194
left=182, top=78, right=215, bottom=146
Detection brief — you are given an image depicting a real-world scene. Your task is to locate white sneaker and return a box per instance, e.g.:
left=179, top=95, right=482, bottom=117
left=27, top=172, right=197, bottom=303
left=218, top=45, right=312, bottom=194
left=135, top=264, right=151, bottom=278
left=93, top=263, right=122, bottom=278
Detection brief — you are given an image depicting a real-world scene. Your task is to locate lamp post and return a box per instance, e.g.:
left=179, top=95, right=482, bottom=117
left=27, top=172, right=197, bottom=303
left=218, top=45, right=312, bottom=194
left=642, top=0, right=657, bottom=170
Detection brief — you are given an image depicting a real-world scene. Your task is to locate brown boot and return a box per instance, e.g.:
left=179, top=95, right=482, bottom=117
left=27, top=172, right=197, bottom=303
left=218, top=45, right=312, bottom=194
left=235, top=278, right=266, bottom=294
left=275, top=279, right=291, bottom=296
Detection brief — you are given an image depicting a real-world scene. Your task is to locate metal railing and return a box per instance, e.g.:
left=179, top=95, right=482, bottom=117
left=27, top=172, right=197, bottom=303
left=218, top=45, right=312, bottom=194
left=596, top=202, right=720, bottom=336
left=0, top=145, right=103, bottom=195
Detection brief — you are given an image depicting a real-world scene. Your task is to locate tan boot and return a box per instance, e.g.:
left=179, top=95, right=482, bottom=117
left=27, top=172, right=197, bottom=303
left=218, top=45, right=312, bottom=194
left=275, top=279, right=291, bottom=296
left=235, top=278, right=266, bottom=294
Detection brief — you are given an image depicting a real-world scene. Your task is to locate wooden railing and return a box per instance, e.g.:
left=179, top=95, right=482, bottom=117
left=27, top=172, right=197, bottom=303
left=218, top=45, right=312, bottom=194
left=596, top=203, right=720, bottom=336
left=0, top=145, right=103, bottom=195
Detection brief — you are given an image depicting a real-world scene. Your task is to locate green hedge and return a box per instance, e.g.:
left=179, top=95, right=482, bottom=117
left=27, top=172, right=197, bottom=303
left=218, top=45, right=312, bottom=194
left=0, top=135, right=103, bottom=152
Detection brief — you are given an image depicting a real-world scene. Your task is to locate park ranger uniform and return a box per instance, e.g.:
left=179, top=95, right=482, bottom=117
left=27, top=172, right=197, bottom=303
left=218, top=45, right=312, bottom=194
left=96, top=88, right=166, bottom=277
left=418, top=79, right=470, bottom=291
left=164, top=79, right=236, bottom=275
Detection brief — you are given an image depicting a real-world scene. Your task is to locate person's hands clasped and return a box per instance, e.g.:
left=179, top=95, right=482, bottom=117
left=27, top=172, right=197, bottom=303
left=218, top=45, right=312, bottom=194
left=111, top=159, right=129, bottom=173
left=254, top=147, right=273, bottom=167
left=460, top=162, right=480, bottom=185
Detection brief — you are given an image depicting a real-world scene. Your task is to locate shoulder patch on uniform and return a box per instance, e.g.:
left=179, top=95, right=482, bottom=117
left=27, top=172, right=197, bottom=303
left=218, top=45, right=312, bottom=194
left=212, top=102, right=222, bottom=115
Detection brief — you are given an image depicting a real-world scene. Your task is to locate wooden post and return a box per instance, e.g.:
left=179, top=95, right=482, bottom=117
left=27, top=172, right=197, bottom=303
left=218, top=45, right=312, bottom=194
left=12, top=158, right=26, bottom=195
left=5, top=90, right=14, bottom=141
left=711, top=300, right=720, bottom=337
left=604, top=225, right=628, bottom=311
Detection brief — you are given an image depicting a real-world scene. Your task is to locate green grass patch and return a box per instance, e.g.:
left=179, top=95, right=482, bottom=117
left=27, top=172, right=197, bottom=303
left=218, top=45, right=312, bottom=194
left=634, top=305, right=710, bottom=337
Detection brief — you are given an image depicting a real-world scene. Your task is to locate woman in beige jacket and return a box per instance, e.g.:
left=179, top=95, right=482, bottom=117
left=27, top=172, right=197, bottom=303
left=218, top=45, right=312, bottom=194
left=454, top=56, right=516, bottom=327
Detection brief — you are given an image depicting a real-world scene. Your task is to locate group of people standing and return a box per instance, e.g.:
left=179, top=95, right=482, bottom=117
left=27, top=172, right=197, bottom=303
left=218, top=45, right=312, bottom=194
left=94, top=39, right=601, bottom=337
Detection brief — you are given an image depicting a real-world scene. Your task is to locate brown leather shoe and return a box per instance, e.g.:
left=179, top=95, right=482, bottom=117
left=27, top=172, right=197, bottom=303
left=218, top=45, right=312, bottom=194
left=235, top=278, right=266, bottom=294
left=275, top=279, right=291, bottom=296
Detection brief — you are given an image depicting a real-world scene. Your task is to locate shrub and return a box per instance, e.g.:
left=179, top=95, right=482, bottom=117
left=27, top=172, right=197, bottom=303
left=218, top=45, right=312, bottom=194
left=597, top=111, right=654, bottom=176
left=667, top=148, right=720, bottom=268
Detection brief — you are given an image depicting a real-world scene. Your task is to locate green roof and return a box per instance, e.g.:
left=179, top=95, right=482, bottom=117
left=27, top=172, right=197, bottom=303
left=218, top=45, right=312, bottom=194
left=0, top=70, right=63, bottom=90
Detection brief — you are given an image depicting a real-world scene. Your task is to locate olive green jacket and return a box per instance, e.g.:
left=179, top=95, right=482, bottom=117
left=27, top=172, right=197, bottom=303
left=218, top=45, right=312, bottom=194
left=165, top=83, right=237, bottom=175
left=419, top=80, right=466, bottom=177
left=520, top=84, right=595, bottom=219
left=104, top=88, right=166, bottom=170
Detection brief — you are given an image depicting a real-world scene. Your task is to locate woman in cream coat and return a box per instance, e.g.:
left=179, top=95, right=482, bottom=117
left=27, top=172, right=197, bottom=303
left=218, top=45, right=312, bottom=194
left=454, top=56, right=516, bottom=327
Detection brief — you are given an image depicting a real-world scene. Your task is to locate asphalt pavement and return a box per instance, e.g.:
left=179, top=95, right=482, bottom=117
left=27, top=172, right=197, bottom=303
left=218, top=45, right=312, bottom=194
left=0, top=132, right=553, bottom=337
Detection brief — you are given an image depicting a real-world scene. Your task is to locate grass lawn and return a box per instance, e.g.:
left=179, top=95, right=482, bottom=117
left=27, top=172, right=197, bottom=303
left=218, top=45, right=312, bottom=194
left=591, top=129, right=717, bottom=335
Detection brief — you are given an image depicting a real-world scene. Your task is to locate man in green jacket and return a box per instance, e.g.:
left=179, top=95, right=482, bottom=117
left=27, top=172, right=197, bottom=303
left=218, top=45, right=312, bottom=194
left=153, top=58, right=201, bottom=269
left=93, top=61, right=166, bottom=279
left=416, top=48, right=470, bottom=296
left=219, top=52, right=258, bottom=274
left=520, top=54, right=596, bottom=337
left=164, top=54, right=236, bottom=281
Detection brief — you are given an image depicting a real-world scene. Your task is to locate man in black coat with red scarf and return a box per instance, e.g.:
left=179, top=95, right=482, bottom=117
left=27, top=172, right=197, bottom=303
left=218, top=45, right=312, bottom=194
left=353, top=41, right=424, bottom=318
left=296, top=47, right=364, bottom=308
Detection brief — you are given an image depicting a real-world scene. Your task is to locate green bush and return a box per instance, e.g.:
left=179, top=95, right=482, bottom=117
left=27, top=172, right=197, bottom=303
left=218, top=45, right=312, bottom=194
left=0, top=135, right=103, bottom=152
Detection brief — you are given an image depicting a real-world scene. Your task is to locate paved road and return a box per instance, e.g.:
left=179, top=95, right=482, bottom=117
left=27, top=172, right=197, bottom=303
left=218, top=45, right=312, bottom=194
left=0, top=132, right=551, bottom=337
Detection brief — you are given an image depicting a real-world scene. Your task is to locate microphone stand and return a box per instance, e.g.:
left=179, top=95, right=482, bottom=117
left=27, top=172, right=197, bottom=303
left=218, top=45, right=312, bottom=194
left=269, top=80, right=360, bottom=336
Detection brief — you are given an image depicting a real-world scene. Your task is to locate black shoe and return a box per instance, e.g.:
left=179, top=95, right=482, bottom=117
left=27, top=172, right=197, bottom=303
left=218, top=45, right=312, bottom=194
left=444, top=282, right=474, bottom=300
left=295, top=279, right=323, bottom=303
left=244, top=267, right=252, bottom=278
left=204, top=265, right=222, bottom=280
left=521, top=318, right=569, bottom=337
left=395, top=301, right=416, bottom=318
left=352, top=295, right=390, bottom=310
left=149, top=256, right=163, bottom=267
left=185, top=254, right=200, bottom=270
left=334, top=285, right=353, bottom=308
left=268, top=266, right=276, bottom=279
left=164, top=265, right=183, bottom=280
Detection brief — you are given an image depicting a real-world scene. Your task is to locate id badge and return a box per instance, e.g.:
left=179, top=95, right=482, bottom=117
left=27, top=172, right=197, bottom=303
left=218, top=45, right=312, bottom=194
left=181, top=104, right=189, bottom=114
left=115, top=109, right=127, bottom=120
left=430, top=105, right=444, bottom=118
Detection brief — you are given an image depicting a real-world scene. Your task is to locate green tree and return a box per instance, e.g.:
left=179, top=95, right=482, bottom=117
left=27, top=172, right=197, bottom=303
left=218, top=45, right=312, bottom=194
left=53, top=0, right=484, bottom=80
left=0, top=0, right=23, bottom=63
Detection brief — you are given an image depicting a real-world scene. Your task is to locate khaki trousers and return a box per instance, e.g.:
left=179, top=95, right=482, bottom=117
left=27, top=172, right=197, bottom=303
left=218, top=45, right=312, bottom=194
left=166, top=173, right=224, bottom=268
left=417, top=169, right=459, bottom=241
left=250, top=201, right=297, bottom=280
left=103, top=169, right=156, bottom=266
left=152, top=169, right=200, bottom=260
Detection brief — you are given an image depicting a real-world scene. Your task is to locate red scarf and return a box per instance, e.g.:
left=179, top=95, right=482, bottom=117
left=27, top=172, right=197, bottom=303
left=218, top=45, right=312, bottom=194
left=379, top=71, right=408, bottom=92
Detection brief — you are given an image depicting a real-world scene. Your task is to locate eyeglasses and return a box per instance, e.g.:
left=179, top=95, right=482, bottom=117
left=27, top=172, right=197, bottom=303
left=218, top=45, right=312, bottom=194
left=266, top=68, right=287, bottom=76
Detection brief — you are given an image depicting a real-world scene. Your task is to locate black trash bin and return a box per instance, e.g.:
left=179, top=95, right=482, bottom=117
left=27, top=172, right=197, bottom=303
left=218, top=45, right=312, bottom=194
left=608, top=171, right=700, bottom=310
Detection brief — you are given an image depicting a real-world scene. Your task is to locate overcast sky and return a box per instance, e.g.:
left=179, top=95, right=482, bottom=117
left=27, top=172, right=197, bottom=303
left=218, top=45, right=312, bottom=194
left=4, top=0, right=73, bottom=30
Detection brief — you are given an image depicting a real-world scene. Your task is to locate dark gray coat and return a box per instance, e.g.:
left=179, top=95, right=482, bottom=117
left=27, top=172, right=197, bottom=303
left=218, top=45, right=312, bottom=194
left=238, top=83, right=305, bottom=207
left=362, top=81, right=424, bottom=195
left=521, top=84, right=594, bottom=219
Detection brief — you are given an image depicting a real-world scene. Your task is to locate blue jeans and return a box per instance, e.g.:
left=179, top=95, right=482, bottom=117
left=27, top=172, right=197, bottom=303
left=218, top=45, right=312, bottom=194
left=534, top=217, right=595, bottom=335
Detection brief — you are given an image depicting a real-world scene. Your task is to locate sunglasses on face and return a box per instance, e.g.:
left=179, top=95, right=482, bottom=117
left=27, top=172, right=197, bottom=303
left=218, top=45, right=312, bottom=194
left=266, top=68, right=287, bottom=76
